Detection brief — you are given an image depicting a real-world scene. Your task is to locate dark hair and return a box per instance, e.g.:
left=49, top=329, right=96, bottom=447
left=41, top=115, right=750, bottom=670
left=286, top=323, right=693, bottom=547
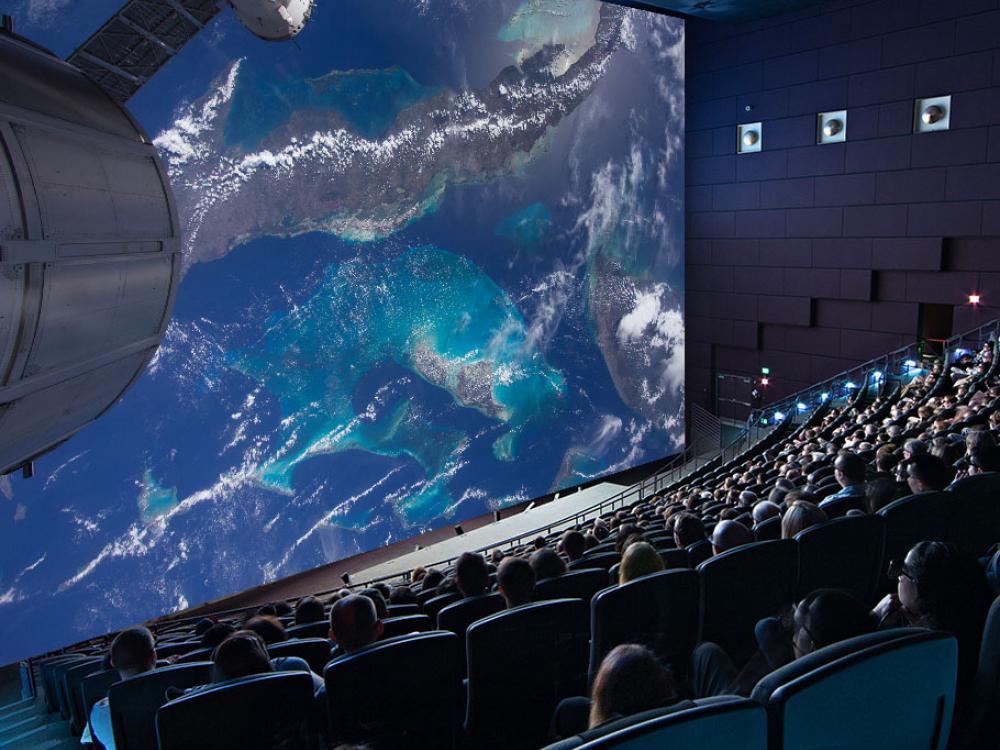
left=421, top=569, right=445, bottom=592
left=389, top=586, right=418, bottom=606
left=212, top=631, right=274, bottom=682
left=672, top=512, right=705, bottom=548
left=273, top=601, right=293, bottom=617
left=359, top=588, right=389, bottom=619
left=243, top=615, right=288, bottom=645
left=589, top=645, right=676, bottom=728
left=583, top=533, right=599, bottom=550
left=294, top=596, right=326, bottom=625
left=194, top=618, right=216, bottom=637
left=110, top=627, right=156, bottom=675
left=201, top=622, right=237, bottom=649
left=529, top=548, right=567, bottom=581
left=907, top=454, right=954, bottom=491
left=614, top=524, right=644, bottom=556
left=865, top=477, right=899, bottom=514
left=795, top=589, right=874, bottom=651
left=562, top=530, right=587, bottom=561
left=497, top=557, right=535, bottom=607
left=329, top=594, right=381, bottom=653
left=454, top=552, right=490, bottom=597
left=969, top=443, right=1000, bottom=472
left=835, top=452, right=866, bottom=484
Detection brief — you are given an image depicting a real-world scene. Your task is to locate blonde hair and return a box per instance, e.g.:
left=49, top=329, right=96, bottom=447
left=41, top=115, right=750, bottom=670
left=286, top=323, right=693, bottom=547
left=781, top=501, right=827, bottom=539
left=618, top=542, right=665, bottom=585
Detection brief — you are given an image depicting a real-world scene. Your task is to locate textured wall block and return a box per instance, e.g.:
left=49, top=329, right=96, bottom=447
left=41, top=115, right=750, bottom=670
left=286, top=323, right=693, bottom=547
left=785, top=325, right=842, bottom=355
left=761, top=178, right=816, bottom=209
left=713, top=62, right=763, bottom=98
left=983, top=200, right=1000, bottom=233
left=737, top=151, right=789, bottom=182
left=946, top=237, right=1000, bottom=271
left=907, top=201, right=983, bottom=237
left=848, top=66, right=916, bottom=107
left=732, top=320, right=760, bottom=349
left=712, top=238, right=761, bottom=266
left=955, top=9, right=1000, bottom=53
left=688, top=185, right=714, bottom=212
left=872, top=237, right=943, bottom=270
left=877, top=168, right=947, bottom=203
left=844, top=204, right=909, bottom=236
left=875, top=270, right=909, bottom=301
left=814, top=299, right=872, bottom=329
left=881, top=21, right=956, bottom=67
left=815, top=173, right=877, bottom=206
left=785, top=267, right=842, bottom=297
left=786, top=207, right=845, bottom=237
left=736, top=88, right=789, bottom=121
left=687, top=239, right=713, bottom=265
left=735, top=210, right=788, bottom=238
left=846, top=136, right=912, bottom=173
left=788, top=143, right=847, bottom=177
left=689, top=211, right=736, bottom=239
left=877, top=101, right=914, bottom=137
left=733, top=266, right=787, bottom=295
left=764, top=115, right=817, bottom=149
left=911, top=128, right=990, bottom=168
left=819, top=37, right=882, bottom=78
left=813, top=238, right=873, bottom=268
left=788, top=78, right=850, bottom=116
left=758, top=238, right=812, bottom=267
left=916, top=51, right=994, bottom=94
left=713, top=182, right=761, bottom=210
left=689, top=156, right=737, bottom=186
left=850, top=0, right=921, bottom=40
left=763, top=50, right=819, bottom=88
left=840, top=329, right=907, bottom=359
left=758, top=295, right=812, bottom=325
left=870, top=301, right=920, bottom=334
left=946, top=164, right=1000, bottom=201
left=904, top=271, right=979, bottom=303
left=841, top=269, right=874, bottom=300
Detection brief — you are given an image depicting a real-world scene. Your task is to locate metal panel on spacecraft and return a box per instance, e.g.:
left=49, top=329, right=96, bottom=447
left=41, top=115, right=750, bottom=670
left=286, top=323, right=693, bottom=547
left=0, top=31, right=180, bottom=475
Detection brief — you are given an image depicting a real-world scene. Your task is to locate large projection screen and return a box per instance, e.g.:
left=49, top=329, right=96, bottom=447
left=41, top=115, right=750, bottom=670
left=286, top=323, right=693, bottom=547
left=0, top=0, right=684, bottom=664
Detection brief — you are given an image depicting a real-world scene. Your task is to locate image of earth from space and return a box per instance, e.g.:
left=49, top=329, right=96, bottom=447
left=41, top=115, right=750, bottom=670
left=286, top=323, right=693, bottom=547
left=0, top=0, right=685, bottom=663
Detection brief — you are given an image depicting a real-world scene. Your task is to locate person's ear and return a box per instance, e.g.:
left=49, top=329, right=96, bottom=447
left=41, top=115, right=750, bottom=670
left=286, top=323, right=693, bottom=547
left=375, top=620, right=384, bottom=639
left=328, top=627, right=336, bottom=644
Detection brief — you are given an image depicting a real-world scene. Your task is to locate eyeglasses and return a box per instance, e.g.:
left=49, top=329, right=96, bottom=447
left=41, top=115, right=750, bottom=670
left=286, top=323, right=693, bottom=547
left=887, top=559, right=915, bottom=582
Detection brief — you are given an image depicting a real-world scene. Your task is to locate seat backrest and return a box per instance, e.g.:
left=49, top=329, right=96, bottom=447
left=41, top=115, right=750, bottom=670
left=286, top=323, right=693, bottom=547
left=878, top=491, right=953, bottom=568
left=387, top=603, right=420, bottom=617
left=81, top=669, right=120, bottom=728
left=795, top=514, right=884, bottom=603
left=753, top=516, right=781, bottom=542
left=52, top=656, right=101, bottom=721
left=466, top=599, right=589, bottom=749
left=423, top=591, right=461, bottom=621
left=152, top=640, right=203, bottom=659
left=698, top=540, right=798, bottom=666
left=947, top=473, right=1000, bottom=556
left=285, top=621, right=330, bottom=640
left=686, top=539, right=712, bottom=568
left=267, top=638, right=332, bottom=674
left=40, top=655, right=91, bottom=716
left=660, top=548, right=689, bottom=569
left=156, top=671, right=314, bottom=750
left=752, top=629, right=957, bottom=750
left=542, top=697, right=767, bottom=750
left=569, top=552, right=620, bottom=572
left=380, top=614, right=433, bottom=640
left=174, top=647, right=213, bottom=664
left=437, top=593, right=505, bottom=666
left=534, top=569, right=610, bottom=606
left=63, top=659, right=105, bottom=734
left=950, top=595, right=1000, bottom=750
left=109, top=662, right=212, bottom=750
left=589, top=569, right=699, bottom=686
left=819, top=494, right=865, bottom=518
left=324, top=631, right=461, bottom=750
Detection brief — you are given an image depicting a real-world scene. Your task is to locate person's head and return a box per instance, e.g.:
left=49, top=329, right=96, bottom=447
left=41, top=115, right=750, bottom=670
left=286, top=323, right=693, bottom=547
left=109, top=627, right=156, bottom=679
left=903, top=439, right=928, bottom=460
left=389, top=586, right=418, bottom=606
left=201, top=622, right=237, bottom=649
left=709, top=519, right=753, bottom=555
left=738, top=490, right=757, bottom=508
left=529, top=548, right=567, bottom=581
left=865, top=476, right=899, bottom=514
left=212, top=631, right=274, bottom=682
left=583, top=532, right=599, bottom=550
left=875, top=450, right=899, bottom=475
left=329, top=595, right=383, bottom=653
left=359, top=587, right=389, bottom=618
left=618, top=542, right=665, bottom=585
left=672, top=512, right=706, bottom=548
left=421, top=568, right=444, bottom=592
left=752, top=500, right=781, bottom=525
left=614, top=524, right=644, bottom=556
left=294, top=596, right=326, bottom=625
left=561, top=530, right=587, bottom=562
left=895, top=542, right=992, bottom=634
left=497, top=556, right=535, bottom=608
left=243, top=615, right=288, bottom=645
left=411, top=565, right=427, bottom=583
left=490, top=549, right=505, bottom=566
left=533, top=536, right=547, bottom=550
left=781, top=501, right=827, bottom=539
left=194, top=618, right=216, bottom=637
left=454, top=552, right=490, bottom=597
left=834, top=451, right=866, bottom=488
left=905, top=454, right=953, bottom=493
left=589, top=645, right=677, bottom=729
left=969, top=443, right=1000, bottom=474
left=791, top=589, right=875, bottom=659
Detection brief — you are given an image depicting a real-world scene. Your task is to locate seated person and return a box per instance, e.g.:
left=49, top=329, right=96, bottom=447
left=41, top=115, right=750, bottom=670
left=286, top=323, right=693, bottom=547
left=618, top=542, right=664, bottom=584
left=529, top=548, right=566, bottom=581
left=561, top=530, right=587, bottom=562
left=329, top=594, right=383, bottom=656
left=497, top=557, right=535, bottom=608
left=709, top=519, right=752, bottom=555
left=692, top=589, right=875, bottom=698
left=201, top=621, right=236, bottom=649
left=751, top=501, right=780, bottom=526
left=550, top=644, right=689, bottom=740
left=905, top=454, right=954, bottom=494
left=211, top=631, right=275, bottom=684
left=454, top=552, right=490, bottom=598
left=81, top=627, right=158, bottom=749
left=294, top=596, right=326, bottom=625
left=819, top=451, right=867, bottom=512
left=230, top=617, right=324, bottom=692
left=874, top=541, right=992, bottom=706
left=781, top=500, right=827, bottom=539
left=358, top=588, right=389, bottom=618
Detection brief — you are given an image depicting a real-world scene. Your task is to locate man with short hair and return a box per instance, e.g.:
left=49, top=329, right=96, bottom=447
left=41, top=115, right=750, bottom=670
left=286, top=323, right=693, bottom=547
left=329, top=595, right=383, bottom=654
left=454, top=551, right=490, bottom=598
left=819, top=451, right=867, bottom=513
left=709, top=519, right=753, bottom=555
left=294, top=596, right=326, bottom=625
left=80, top=627, right=157, bottom=749
left=561, top=530, right=587, bottom=562
left=751, top=500, right=780, bottom=526
left=906, top=454, right=953, bottom=493
left=497, top=557, right=535, bottom=608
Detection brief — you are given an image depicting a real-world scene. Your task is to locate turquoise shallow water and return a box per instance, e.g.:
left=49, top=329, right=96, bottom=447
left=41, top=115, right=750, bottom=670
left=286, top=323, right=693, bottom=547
left=224, top=64, right=439, bottom=149
left=494, top=202, right=552, bottom=248
left=138, top=469, right=178, bottom=522
left=231, top=245, right=567, bottom=505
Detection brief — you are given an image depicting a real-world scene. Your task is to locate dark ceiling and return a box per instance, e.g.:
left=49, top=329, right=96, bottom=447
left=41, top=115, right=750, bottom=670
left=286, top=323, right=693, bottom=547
left=610, top=0, right=826, bottom=23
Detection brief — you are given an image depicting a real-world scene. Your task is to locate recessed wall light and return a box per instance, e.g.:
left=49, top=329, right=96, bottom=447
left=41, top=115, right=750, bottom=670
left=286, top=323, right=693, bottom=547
left=817, top=110, right=847, bottom=144
left=737, top=122, right=762, bottom=154
left=914, top=95, right=951, bottom=133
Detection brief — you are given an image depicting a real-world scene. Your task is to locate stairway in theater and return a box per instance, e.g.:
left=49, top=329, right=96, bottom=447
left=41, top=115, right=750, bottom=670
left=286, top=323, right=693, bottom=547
left=0, top=695, right=75, bottom=750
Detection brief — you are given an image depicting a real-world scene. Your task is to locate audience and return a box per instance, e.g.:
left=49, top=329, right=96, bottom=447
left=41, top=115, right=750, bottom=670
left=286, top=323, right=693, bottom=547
left=454, top=552, right=490, bottom=598
left=618, top=542, right=665, bottom=584
left=561, top=530, right=587, bottom=562
left=709, top=519, right=753, bottom=555
left=294, top=596, right=326, bottom=625
left=781, top=501, right=827, bottom=539
left=905, top=454, right=954, bottom=494
left=329, top=595, right=383, bottom=654
left=497, top=556, right=535, bottom=608
left=211, top=631, right=274, bottom=683
left=201, top=621, right=236, bottom=649
left=530, top=548, right=567, bottom=581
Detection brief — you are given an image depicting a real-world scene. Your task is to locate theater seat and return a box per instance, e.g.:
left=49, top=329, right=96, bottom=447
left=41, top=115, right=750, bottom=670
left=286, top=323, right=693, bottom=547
left=878, top=492, right=952, bottom=585
left=286, top=621, right=330, bottom=639
left=589, top=569, right=699, bottom=686
left=324, top=631, right=461, bottom=749
left=174, top=647, right=212, bottom=663
left=751, top=629, right=957, bottom=750
left=39, top=654, right=91, bottom=717
left=466, top=599, right=589, bottom=749
left=81, top=668, right=119, bottom=731
left=423, top=591, right=462, bottom=621
left=267, top=638, right=332, bottom=674
left=387, top=603, right=421, bottom=617
left=156, top=671, right=315, bottom=750
left=795, top=515, right=884, bottom=603
left=540, top=697, right=766, bottom=750
left=153, top=640, right=203, bottom=659
left=380, top=614, right=433, bottom=640
left=62, top=659, right=105, bottom=734
left=569, top=552, right=620, bottom=572
left=754, top=517, right=781, bottom=542
left=437, top=593, right=505, bottom=665
left=686, top=539, right=712, bottom=568
left=53, top=655, right=101, bottom=721
left=535, top=569, right=610, bottom=606
left=947, top=473, right=1000, bottom=556
left=109, top=662, right=212, bottom=750
left=698, top=540, right=797, bottom=666
left=950, top=596, right=1000, bottom=750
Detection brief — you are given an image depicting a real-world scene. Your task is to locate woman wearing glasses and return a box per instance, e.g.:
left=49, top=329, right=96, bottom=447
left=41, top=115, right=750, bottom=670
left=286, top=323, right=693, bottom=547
left=876, top=541, right=992, bottom=706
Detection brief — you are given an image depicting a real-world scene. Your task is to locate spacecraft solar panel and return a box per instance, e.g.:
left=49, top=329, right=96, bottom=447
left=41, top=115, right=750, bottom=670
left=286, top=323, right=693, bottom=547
left=66, top=0, right=222, bottom=102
